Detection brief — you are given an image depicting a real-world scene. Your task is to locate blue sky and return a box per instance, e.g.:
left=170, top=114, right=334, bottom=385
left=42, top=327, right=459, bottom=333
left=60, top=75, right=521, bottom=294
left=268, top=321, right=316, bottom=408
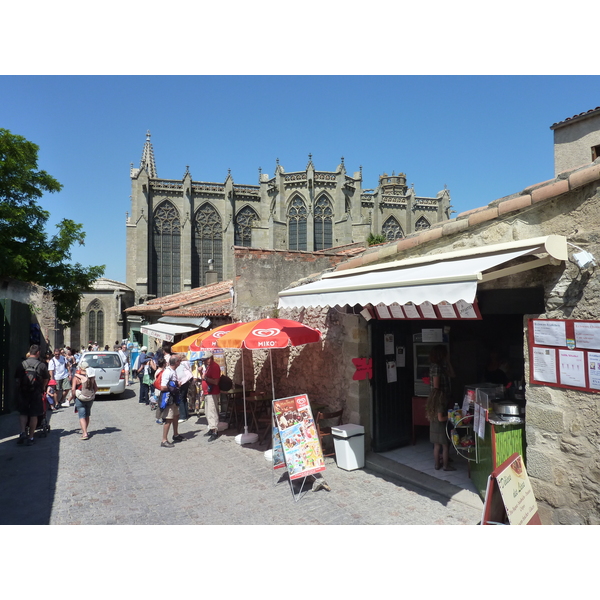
left=2, top=75, right=600, bottom=284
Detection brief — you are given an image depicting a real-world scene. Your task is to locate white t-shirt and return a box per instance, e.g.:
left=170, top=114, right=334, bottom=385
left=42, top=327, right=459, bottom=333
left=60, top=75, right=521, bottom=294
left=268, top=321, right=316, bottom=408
left=161, top=366, right=178, bottom=389
left=49, top=356, right=68, bottom=380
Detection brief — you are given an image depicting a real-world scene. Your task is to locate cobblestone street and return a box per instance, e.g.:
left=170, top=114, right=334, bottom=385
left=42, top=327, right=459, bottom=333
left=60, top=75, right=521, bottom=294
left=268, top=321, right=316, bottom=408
left=0, top=384, right=482, bottom=525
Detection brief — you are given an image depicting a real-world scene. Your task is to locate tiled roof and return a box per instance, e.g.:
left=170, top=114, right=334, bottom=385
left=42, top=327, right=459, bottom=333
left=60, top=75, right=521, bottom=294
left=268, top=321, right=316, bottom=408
left=164, top=298, right=232, bottom=317
left=329, top=160, right=600, bottom=274
left=125, top=280, right=233, bottom=314
left=550, top=107, right=600, bottom=130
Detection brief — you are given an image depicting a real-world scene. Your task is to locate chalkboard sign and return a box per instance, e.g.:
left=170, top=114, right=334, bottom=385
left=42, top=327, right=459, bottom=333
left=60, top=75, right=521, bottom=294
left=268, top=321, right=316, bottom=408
left=481, top=453, right=542, bottom=525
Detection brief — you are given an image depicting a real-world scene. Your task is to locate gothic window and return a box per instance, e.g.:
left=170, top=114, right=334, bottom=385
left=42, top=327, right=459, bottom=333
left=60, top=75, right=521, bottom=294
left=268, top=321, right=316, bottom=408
left=152, top=201, right=181, bottom=297
left=234, top=205, right=259, bottom=247
left=382, top=216, right=404, bottom=241
left=415, top=216, right=431, bottom=231
left=314, top=195, right=333, bottom=250
left=87, top=299, right=104, bottom=347
left=287, top=196, right=307, bottom=251
left=193, top=203, right=223, bottom=286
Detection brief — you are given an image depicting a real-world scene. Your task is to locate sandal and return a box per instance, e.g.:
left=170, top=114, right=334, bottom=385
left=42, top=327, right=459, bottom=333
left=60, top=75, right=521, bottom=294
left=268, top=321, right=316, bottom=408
left=81, top=435, right=89, bottom=440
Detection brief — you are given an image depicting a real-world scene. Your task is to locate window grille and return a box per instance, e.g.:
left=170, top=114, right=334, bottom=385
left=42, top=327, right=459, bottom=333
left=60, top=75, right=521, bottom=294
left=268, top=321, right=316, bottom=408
left=87, top=299, right=104, bottom=347
left=288, top=196, right=307, bottom=251
left=152, top=201, right=181, bottom=297
left=235, top=205, right=258, bottom=247
left=193, top=203, right=223, bottom=286
left=414, top=216, right=430, bottom=231
left=314, top=195, right=333, bottom=250
left=382, top=216, right=404, bottom=240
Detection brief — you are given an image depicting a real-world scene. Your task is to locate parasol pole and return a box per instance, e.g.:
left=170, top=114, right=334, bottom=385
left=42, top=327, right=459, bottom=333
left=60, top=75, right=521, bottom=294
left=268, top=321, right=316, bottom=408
left=269, top=348, right=276, bottom=402
left=235, top=345, right=258, bottom=445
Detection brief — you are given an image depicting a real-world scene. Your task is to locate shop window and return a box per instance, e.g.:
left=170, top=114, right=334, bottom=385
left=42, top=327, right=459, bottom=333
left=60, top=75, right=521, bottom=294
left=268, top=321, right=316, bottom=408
left=152, top=201, right=181, bottom=297
left=314, top=195, right=333, bottom=250
left=193, top=202, right=223, bottom=286
left=288, top=196, right=307, bottom=251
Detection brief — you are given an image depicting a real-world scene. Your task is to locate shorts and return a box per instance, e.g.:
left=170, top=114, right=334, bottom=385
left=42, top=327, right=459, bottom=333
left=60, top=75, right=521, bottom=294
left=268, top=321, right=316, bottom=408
left=75, top=397, right=93, bottom=419
left=56, top=378, right=71, bottom=391
left=18, top=393, right=44, bottom=417
left=160, top=403, right=180, bottom=421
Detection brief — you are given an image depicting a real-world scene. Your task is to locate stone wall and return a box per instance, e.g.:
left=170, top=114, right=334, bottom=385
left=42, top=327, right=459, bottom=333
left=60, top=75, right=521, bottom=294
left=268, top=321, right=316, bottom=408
left=553, top=112, right=600, bottom=176
left=233, top=247, right=362, bottom=322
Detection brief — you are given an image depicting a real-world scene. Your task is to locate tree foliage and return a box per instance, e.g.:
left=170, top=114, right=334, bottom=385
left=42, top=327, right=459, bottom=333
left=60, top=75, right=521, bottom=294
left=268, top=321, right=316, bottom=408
left=367, top=232, right=387, bottom=246
left=0, top=128, right=105, bottom=326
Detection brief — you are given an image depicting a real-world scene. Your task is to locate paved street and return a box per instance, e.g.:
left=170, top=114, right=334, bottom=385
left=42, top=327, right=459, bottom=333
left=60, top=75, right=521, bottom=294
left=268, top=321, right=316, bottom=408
left=0, top=384, right=482, bottom=525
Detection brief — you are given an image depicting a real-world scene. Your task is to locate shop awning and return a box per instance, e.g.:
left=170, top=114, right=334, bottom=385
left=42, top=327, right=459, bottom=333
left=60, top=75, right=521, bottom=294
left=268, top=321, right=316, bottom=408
left=140, top=323, right=199, bottom=343
left=278, top=235, right=567, bottom=310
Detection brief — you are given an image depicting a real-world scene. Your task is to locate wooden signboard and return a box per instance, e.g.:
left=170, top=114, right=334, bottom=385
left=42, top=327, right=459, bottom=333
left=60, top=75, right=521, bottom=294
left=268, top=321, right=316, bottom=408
left=481, top=453, right=541, bottom=525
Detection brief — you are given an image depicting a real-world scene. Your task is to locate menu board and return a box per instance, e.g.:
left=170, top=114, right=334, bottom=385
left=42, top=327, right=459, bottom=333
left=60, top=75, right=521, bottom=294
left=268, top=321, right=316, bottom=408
left=273, top=394, right=325, bottom=480
left=375, top=303, right=392, bottom=319
left=529, top=319, right=600, bottom=393
left=482, top=454, right=541, bottom=525
left=574, top=321, right=600, bottom=349
left=419, top=301, right=437, bottom=319
left=389, top=303, right=405, bottom=318
left=588, top=352, right=600, bottom=391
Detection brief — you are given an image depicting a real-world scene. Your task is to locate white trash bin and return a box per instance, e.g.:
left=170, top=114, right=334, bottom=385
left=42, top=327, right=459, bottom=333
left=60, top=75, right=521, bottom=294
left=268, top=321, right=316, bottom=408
left=331, top=424, right=365, bottom=470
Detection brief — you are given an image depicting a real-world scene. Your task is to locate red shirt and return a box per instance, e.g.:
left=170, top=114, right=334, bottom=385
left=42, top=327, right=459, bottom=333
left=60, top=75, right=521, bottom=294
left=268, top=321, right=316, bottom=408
left=201, top=360, right=221, bottom=395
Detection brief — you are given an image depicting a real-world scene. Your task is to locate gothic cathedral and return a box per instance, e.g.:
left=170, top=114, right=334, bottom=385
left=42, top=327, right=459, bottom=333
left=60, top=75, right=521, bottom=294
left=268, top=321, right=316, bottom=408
left=126, top=132, right=452, bottom=302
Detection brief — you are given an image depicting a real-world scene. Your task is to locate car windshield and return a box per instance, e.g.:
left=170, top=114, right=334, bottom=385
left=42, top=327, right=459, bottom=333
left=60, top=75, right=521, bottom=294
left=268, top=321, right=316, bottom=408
left=85, top=354, right=122, bottom=369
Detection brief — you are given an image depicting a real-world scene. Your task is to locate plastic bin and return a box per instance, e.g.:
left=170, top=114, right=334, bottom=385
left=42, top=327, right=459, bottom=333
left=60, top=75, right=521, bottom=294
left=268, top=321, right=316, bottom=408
left=332, top=424, right=365, bottom=470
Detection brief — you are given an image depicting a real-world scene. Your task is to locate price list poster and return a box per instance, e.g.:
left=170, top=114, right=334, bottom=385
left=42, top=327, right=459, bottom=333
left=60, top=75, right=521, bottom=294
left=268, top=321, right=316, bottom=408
left=528, top=319, right=600, bottom=392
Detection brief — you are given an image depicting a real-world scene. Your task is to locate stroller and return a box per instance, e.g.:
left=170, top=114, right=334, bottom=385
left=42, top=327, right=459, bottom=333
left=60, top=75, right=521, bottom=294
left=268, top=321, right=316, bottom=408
left=27, top=394, right=51, bottom=438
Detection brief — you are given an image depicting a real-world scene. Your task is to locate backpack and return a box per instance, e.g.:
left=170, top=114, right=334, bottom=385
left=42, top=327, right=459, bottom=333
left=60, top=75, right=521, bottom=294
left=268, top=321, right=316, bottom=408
left=20, top=360, right=42, bottom=395
left=76, top=378, right=96, bottom=401
left=219, top=375, right=233, bottom=392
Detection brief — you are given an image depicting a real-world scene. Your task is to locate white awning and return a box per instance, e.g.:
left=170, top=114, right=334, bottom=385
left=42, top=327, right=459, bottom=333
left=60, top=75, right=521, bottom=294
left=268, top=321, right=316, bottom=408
left=278, top=235, right=567, bottom=310
left=140, top=323, right=198, bottom=343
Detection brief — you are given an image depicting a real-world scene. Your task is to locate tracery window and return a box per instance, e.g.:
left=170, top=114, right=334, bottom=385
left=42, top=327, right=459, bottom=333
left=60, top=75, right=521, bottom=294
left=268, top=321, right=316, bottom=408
left=152, top=201, right=181, bottom=297
left=287, top=196, right=307, bottom=251
left=382, top=216, right=404, bottom=241
left=415, top=216, right=431, bottom=231
left=314, top=195, right=333, bottom=250
left=87, top=299, right=104, bottom=347
left=234, top=205, right=259, bottom=247
left=193, top=203, right=223, bottom=286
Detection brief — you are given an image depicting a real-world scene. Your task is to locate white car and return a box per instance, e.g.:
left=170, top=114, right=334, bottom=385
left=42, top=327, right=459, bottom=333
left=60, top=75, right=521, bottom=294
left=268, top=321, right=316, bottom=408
left=78, top=351, right=126, bottom=398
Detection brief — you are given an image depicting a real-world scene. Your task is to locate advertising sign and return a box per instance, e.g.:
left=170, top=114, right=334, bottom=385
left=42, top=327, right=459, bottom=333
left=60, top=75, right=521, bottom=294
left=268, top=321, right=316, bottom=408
left=481, top=453, right=541, bottom=525
left=273, top=394, right=325, bottom=480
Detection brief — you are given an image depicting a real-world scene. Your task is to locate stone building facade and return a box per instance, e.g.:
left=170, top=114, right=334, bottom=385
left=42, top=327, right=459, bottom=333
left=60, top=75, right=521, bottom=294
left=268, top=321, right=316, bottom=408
left=126, top=132, right=451, bottom=303
left=551, top=106, right=600, bottom=175
left=64, top=278, right=134, bottom=350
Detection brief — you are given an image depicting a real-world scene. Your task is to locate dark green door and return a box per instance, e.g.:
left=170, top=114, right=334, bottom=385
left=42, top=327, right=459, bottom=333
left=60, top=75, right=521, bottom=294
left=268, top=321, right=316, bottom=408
left=371, top=320, right=411, bottom=452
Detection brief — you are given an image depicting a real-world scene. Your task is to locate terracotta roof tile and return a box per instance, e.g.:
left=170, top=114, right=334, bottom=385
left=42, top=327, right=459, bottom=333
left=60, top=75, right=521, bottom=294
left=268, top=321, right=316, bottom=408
left=164, top=298, right=232, bottom=317
left=550, top=107, right=600, bottom=129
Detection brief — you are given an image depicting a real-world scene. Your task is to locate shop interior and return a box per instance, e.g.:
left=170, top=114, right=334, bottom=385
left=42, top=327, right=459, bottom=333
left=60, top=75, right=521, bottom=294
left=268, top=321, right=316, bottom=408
left=370, top=287, right=543, bottom=496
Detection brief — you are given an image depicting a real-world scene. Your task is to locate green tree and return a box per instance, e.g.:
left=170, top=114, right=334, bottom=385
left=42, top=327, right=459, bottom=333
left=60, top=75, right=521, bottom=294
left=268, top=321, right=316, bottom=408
left=0, top=128, right=104, bottom=326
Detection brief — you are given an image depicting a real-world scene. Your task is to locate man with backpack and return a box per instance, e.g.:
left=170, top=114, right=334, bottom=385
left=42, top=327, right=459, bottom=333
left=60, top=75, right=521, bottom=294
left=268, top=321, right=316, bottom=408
left=15, top=344, right=50, bottom=446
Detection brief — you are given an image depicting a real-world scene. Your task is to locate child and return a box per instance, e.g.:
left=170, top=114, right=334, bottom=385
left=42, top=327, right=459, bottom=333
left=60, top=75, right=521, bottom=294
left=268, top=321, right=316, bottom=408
left=46, top=380, right=57, bottom=411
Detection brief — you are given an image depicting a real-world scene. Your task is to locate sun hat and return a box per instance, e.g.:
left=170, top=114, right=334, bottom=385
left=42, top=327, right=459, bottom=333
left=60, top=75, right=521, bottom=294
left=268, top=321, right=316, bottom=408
left=49, top=379, right=57, bottom=386
left=202, top=352, right=213, bottom=360
left=79, top=361, right=89, bottom=370
left=141, top=346, right=148, bottom=352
